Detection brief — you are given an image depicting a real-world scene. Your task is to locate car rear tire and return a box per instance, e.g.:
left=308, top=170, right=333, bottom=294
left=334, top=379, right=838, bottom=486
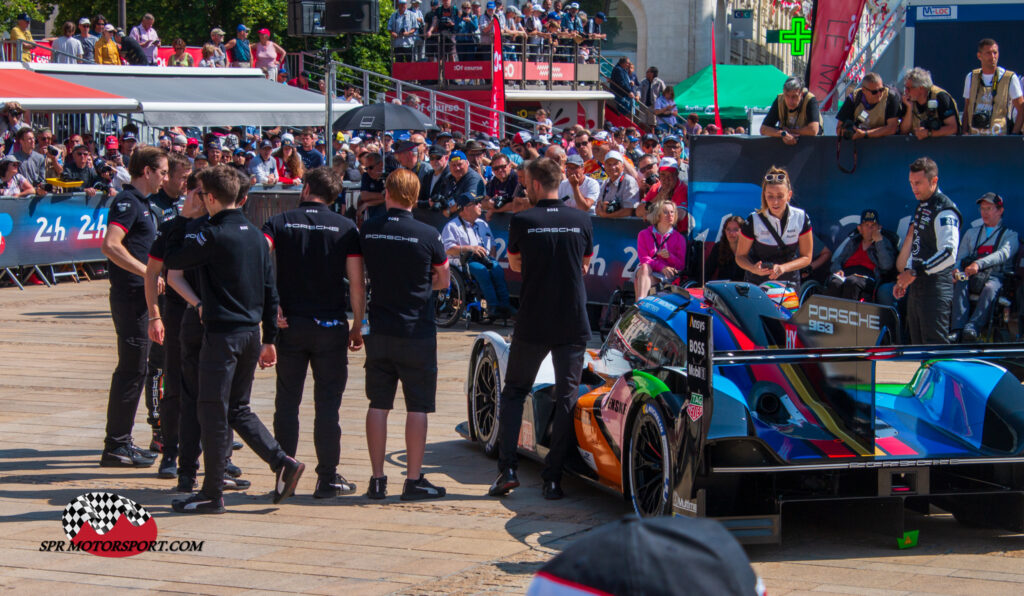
left=471, top=344, right=501, bottom=458
left=627, top=402, right=672, bottom=517
left=435, top=269, right=467, bottom=328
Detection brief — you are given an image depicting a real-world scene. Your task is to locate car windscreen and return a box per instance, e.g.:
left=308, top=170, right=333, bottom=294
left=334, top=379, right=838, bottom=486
left=599, top=308, right=685, bottom=371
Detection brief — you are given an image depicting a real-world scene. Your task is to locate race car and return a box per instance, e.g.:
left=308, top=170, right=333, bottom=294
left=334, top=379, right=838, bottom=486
left=458, top=281, right=1024, bottom=543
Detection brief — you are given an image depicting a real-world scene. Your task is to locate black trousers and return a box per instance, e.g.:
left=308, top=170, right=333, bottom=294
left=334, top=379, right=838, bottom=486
left=273, top=318, right=349, bottom=479
left=105, top=288, right=151, bottom=450
left=497, top=339, right=586, bottom=482
left=198, top=328, right=285, bottom=500
left=907, top=272, right=953, bottom=345
left=178, top=307, right=203, bottom=479
left=160, top=299, right=186, bottom=459
left=145, top=299, right=164, bottom=431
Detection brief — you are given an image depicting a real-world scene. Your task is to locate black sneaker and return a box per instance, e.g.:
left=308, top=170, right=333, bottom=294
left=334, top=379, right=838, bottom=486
left=225, top=459, right=242, bottom=478
left=542, top=481, right=564, bottom=500
left=962, top=325, right=979, bottom=343
left=314, top=474, right=358, bottom=498
left=488, top=468, right=520, bottom=497
left=222, top=475, right=251, bottom=491
left=157, top=455, right=177, bottom=479
left=100, top=445, right=156, bottom=467
left=232, top=440, right=243, bottom=451
left=272, top=456, right=305, bottom=504
left=172, top=492, right=225, bottom=514
left=131, top=442, right=158, bottom=460
left=401, top=475, right=446, bottom=501
left=149, top=429, right=163, bottom=454
left=367, top=476, right=387, bottom=500
left=175, top=475, right=197, bottom=493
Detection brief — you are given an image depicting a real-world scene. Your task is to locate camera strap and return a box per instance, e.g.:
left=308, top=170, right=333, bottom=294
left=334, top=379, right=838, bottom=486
left=971, top=68, right=1003, bottom=115
left=757, top=212, right=790, bottom=251
left=972, top=224, right=1004, bottom=259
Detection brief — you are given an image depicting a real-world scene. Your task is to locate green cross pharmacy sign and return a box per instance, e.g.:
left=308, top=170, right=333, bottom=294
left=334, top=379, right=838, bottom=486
left=767, top=17, right=813, bottom=56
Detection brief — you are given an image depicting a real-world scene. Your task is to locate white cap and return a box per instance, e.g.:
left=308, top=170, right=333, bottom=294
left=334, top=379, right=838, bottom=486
left=593, top=130, right=610, bottom=141
left=348, top=136, right=362, bottom=145
left=79, top=17, right=91, bottom=25
left=658, top=157, right=679, bottom=171
left=604, top=150, right=625, bottom=164
left=281, top=132, right=295, bottom=144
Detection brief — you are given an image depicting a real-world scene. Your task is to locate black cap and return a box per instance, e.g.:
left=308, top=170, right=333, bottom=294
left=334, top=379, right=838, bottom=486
left=428, top=144, right=448, bottom=157
left=394, top=139, right=419, bottom=153
left=977, top=192, right=1004, bottom=208
left=860, top=209, right=879, bottom=224
left=643, top=133, right=659, bottom=144
left=436, top=131, right=453, bottom=139
left=455, top=191, right=482, bottom=208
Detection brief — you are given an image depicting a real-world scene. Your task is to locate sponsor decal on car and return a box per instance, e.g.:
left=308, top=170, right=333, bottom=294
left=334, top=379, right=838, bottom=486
left=687, top=393, right=704, bottom=422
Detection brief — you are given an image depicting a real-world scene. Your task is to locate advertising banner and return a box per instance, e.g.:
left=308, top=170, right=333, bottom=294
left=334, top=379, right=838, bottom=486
left=0, top=194, right=109, bottom=269
left=807, top=0, right=867, bottom=109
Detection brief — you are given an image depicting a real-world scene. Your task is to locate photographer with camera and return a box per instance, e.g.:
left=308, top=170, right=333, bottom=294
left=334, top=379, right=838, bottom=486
left=900, top=67, right=960, bottom=139
left=441, top=192, right=514, bottom=320
left=415, top=144, right=454, bottom=228
left=595, top=151, right=639, bottom=219
left=835, top=73, right=902, bottom=139
left=482, top=152, right=520, bottom=218
left=962, top=39, right=1023, bottom=136
left=759, top=76, right=823, bottom=145
left=427, top=0, right=459, bottom=61
left=950, top=193, right=1018, bottom=342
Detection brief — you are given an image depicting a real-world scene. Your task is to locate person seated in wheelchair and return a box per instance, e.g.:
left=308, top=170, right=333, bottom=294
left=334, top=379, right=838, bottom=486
left=440, top=191, right=515, bottom=320
left=824, top=209, right=896, bottom=301
left=634, top=200, right=687, bottom=300
left=950, top=192, right=1019, bottom=343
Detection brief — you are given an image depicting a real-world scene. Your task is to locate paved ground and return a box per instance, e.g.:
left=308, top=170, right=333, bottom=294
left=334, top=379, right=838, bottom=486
left=1, top=282, right=1023, bottom=595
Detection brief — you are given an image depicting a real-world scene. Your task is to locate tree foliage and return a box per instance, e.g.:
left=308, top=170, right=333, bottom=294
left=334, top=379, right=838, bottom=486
left=2, top=1, right=53, bottom=33
left=51, top=0, right=394, bottom=75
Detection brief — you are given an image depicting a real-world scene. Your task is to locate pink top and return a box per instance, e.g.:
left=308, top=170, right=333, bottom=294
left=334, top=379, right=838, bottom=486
left=254, top=42, right=279, bottom=69
left=637, top=226, right=687, bottom=273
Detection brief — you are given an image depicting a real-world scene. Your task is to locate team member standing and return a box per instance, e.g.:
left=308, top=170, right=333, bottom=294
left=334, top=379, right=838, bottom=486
left=263, top=167, right=366, bottom=498
left=894, top=158, right=961, bottom=344
left=360, top=169, right=450, bottom=501
left=489, top=158, right=593, bottom=500
left=164, top=166, right=304, bottom=513
left=735, top=166, right=813, bottom=286
left=99, top=146, right=168, bottom=467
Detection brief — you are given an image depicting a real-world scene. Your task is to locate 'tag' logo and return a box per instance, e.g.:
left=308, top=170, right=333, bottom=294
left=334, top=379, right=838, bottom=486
left=61, top=492, right=157, bottom=557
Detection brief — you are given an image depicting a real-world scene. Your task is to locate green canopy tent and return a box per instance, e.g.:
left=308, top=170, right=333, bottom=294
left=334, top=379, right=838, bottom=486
left=672, top=64, right=789, bottom=123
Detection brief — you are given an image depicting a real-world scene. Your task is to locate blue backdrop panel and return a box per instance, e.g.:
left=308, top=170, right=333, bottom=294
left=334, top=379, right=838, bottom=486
left=0, top=194, right=110, bottom=269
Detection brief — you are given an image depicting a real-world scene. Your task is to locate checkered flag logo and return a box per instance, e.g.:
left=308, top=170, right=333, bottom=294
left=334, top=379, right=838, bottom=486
left=62, top=492, right=152, bottom=541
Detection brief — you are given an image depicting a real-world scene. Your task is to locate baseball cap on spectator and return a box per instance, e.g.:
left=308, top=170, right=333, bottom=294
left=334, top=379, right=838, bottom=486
left=532, top=4, right=543, bottom=12
left=513, top=131, right=532, bottom=145
left=245, top=151, right=256, bottom=158
left=315, top=138, right=325, bottom=146
left=71, top=144, right=90, bottom=155
left=186, top=137, right=199, bottom=146
left=472, top=1, right=481, bottom=6
left=257, top=28, right=270, bottom=35
left=233, top=148, right=246, bottom=156
left=658, top=157, right=679, bottom=172
left=568, top=2, right=579, bottom=10
left=456, top=191, right=482, bottom=208
left=394, top=140, right=419, bottom=153
left=566, top=154, right=584, bottom=167
left=348, top=136, right=362, bottom=146
left=861, top=208, right=880, bottom=223
left=537, top=134, right=551, bottom=145
left=595, top=11, right=606, bottom=19
left=411, top=0, right=421, bottom=4
left=487, top=2, right=496, bottom=8
left=662, top=135, right=681, bottom=145
left=397, top=0, right=408, bottom=3
left=79, top=17, right=91, bottom=26
left=0, top=154, right=19, bottom=166
left=159, top=134, right=171, bottom=142
left=592, top=130, right=610, bottom=144
left=437, top=131, right=453, bottom=140
left=547, top=11, right=559, bottom=20
left=603, top=150, right=625, bottom=164
left=207, top=139, right=222, bottom=150
left=259, top=139, right=273, bottom=149
left=105, top=135, right=119, bottom=150
left=976, top=192, right=1004, bottom=208
left=104, top=23, right=116, bottom=32
left=642, top=133, right=659, bottom=145
left=172, top=134, right=188, bottom=146
left=281, top=133, right=295, bottom=146
left=211, top=27, right=225, bottom=36
left=428, top=144, right=447, bottom=157
left=486, top=141, right=500, bottom=151
left=17, top=13, right=31, bottom=22
left=449, top=150, right=468, bottom=162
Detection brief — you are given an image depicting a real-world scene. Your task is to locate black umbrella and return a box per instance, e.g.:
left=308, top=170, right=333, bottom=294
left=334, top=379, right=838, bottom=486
left=527, top=516, right=765, bottom=596
left=332, top=102, right=436, bottom=132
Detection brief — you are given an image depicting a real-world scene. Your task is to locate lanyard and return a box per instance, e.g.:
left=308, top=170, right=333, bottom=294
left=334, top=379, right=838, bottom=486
left=460, top=217, right=480, bottom=247
left=652, top=227, right=672, bottom=251
left=603, top=175, right=625, bottom=201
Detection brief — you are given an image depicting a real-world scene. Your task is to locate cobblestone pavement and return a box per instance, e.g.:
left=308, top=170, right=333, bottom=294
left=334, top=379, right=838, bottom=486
left=0, top=282, right=1022, bottom=595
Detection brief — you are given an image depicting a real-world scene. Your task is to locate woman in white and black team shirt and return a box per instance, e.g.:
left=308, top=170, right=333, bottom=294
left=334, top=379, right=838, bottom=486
left=735, top=166, right=813, bottom=285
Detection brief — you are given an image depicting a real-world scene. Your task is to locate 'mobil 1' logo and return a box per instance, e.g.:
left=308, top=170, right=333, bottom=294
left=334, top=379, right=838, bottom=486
left=61, top=492, right=158, bottom=557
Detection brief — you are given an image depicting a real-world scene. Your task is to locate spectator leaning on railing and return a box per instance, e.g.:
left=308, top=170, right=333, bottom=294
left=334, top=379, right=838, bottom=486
left=75, top=17, right=98, bottom=62
left=94, top=24, right=121, bottom=65
left=10, top=13, right=35, bottom=62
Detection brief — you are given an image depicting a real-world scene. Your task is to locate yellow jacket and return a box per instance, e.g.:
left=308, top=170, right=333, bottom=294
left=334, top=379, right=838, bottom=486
left=94, top=38, right=121, bottom=65
left=9, top=26, right=34, bottom=61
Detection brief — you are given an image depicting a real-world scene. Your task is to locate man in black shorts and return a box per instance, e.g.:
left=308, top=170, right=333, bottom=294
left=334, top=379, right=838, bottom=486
left=163, top=165, right=304, bottom=513
left=489, top=157, right=593, bottom=500
left=263, top=167, right=366, bottom=498
left=360, top=168, right=450, bottom=501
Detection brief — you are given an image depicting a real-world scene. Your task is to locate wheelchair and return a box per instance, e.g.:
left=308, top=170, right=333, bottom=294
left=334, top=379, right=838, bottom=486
left=434, top=252, right=512, bottom=329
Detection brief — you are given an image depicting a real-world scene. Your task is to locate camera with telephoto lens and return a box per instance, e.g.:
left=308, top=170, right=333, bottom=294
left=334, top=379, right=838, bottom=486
left=429, top=194, right=453, bottom=212
left=604, top=199, right=621, bottom=214
left=467, top=249, right=494, bottom=269
left=971, top=112, right=992, bottom=129
left=492, top=192, right=510, bottom=209
left=644, top=173, right=659, bottom=187
left=921, top=117, right=943, bottom=131
left=47, top=146, right=59, bottom=157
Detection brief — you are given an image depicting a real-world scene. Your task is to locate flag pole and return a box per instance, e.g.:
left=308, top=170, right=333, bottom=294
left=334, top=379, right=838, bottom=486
left=710, top=22, right=723, bottom=134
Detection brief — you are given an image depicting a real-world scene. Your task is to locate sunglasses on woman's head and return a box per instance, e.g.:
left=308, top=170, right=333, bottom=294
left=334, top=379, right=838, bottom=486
left=764, top=173, right=787, bottom=183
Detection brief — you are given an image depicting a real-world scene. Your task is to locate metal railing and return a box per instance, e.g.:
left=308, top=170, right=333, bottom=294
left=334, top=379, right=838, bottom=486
left=303, top=53, right=554, bottom=139
left=596, top=53, right=656, bottom=129
left=2, top=39, right=97, bottom=64
left=821, top=0, right=909, bottom=110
